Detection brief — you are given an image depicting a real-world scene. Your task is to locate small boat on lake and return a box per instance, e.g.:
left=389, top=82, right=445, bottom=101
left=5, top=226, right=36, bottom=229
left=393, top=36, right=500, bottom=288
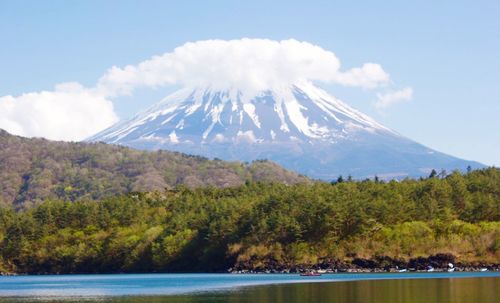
left=448, top=263, right=455, bottom=272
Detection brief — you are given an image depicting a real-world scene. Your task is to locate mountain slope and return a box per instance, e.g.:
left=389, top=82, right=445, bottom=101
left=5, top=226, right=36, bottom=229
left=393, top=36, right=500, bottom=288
left=89, top=82, right=484, bottom=179
left=0, top=129, right=307, bottom=208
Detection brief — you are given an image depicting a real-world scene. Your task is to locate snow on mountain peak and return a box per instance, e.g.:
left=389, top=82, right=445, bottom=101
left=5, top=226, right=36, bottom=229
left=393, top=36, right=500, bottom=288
left=89, top=81, right=396, bottom=147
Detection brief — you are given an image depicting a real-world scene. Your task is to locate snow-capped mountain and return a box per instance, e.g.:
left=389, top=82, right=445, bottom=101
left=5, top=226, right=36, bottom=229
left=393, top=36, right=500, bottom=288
left=88, top=82, right=483, bottom=179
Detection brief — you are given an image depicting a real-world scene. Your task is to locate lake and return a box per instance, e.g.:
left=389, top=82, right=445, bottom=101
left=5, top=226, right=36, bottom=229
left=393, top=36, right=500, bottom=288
left=0, top=272, right=498, bottom=302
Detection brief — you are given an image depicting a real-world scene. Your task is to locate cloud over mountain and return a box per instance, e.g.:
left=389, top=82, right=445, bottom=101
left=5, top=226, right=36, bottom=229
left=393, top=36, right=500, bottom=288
left=0, top=39, right=398, bottom=141
left=97, top=39, right=391, bottom=97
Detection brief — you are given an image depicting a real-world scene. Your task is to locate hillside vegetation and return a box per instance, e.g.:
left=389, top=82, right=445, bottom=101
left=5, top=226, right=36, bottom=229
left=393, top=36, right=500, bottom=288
left=0, top=168, right=498, bottom=274
left=0, top=130, right=306, bottom=208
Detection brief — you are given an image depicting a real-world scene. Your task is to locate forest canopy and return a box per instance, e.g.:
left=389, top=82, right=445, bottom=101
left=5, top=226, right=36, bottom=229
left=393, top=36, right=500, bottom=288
left=0, top=167, right=498, bottom=274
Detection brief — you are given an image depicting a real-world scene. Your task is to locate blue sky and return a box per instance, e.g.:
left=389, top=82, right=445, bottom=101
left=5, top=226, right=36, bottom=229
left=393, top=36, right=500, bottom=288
left=0, top=1, right=499, bottom=165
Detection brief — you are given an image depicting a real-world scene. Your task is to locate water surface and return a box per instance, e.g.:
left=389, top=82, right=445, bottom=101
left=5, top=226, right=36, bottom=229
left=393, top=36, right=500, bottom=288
left=0, top=272, right=498, bottom=302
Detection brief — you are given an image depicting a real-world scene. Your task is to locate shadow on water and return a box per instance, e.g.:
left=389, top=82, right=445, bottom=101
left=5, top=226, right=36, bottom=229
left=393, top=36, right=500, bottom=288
left=2, top=277, right=498, bottom=303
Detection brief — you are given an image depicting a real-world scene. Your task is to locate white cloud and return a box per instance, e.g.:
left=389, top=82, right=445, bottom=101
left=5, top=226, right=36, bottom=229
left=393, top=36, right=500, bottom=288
left=375, top=87, right=413, bottom=109
left=0, top=38, right=397, bottom=141
left=213, top=133, right=226, bottom=143
left=168, top=130, right=179, bottom=144
left=96, top=38, right=391, bottom=97
left=0, top=82, right=118, bottom=141
left=236, top=130, right=258, bottom=143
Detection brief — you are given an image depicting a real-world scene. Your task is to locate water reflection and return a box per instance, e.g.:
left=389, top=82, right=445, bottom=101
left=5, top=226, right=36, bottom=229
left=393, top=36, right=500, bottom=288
left=4, top=277, right=496, bottom=303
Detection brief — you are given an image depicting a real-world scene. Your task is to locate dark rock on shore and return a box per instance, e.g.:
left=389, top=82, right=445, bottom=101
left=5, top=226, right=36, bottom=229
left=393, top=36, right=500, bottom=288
left=228, top=253, right=499, bottom=274
left=409, top=253, right=455, bottom=270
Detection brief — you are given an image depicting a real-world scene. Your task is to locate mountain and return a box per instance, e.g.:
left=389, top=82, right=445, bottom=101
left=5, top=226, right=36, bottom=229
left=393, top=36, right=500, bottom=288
left=0, top=129, right=307, bottom=208
left=89, top=82, right=484, bottom=179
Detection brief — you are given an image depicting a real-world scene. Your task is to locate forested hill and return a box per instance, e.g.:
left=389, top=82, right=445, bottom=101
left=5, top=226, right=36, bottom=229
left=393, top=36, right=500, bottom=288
left=0, top=129, right=307, bottom=208
left=0, top=168, right=498, bottom=274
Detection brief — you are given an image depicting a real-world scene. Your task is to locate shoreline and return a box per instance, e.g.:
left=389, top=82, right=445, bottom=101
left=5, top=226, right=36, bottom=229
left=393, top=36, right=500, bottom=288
left=2, top=266, right=498, bottom=276
left=228, top=253, right=499, bottom=275
left=2, top=254, right=498, bottom=276
left=228, top=266, right=499, bottom=274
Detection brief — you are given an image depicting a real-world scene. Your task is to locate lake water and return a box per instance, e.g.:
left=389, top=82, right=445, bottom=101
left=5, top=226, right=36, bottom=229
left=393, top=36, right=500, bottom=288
left=0, top=272, right=498, bottom=302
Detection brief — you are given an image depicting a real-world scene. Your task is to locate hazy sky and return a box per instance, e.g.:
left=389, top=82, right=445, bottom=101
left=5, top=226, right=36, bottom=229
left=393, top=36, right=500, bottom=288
left=0, top=1, right=499, bottom=165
